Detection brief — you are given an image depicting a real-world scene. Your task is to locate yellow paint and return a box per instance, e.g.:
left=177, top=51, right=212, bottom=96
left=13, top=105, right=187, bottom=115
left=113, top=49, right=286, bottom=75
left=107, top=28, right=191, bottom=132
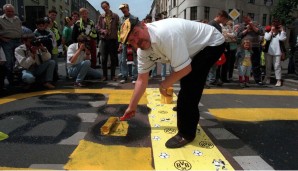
left=101, top=117, right=119, bottom=135
left=203, top=89, right=298, bottom=96
left=209, top=108, right=298, bottom=122
left=0, top=89, right=147, bottom=105
left=64, top=140, right=153, bottom=170
left=146, top=88, right=235, bottom=170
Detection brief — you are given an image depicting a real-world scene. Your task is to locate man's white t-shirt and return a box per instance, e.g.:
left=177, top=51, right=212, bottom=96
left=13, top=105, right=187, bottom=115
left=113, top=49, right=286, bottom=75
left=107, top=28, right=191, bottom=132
left=137, top=18, right=225, bottom=73
left=67, top=43, right=87, bottom=67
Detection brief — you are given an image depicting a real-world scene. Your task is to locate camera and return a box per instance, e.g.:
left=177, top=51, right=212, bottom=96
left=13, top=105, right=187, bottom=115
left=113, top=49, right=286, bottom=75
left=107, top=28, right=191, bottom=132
left=31, top=38, right=42, bottom=47
left=84, top=41, right=91, bottom=50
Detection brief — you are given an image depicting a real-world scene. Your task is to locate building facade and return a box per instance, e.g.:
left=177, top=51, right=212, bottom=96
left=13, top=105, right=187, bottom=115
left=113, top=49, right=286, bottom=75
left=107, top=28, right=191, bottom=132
left=152, top=0, right=278, bottom=26
left=0, top=0, right=99, bottom=32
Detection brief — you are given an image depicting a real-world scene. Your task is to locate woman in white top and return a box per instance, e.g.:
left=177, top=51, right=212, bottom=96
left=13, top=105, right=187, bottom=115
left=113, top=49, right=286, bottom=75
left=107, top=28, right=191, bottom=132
left=264, top=22, right=287, bottom=87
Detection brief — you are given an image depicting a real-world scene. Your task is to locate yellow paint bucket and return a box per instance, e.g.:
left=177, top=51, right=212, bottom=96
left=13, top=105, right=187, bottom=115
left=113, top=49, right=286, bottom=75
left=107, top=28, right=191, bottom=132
left=161, top=87, right=173, bottom=104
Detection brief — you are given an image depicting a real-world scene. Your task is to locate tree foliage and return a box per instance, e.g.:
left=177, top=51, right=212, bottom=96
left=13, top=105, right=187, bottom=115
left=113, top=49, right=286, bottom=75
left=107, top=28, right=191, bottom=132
left=271, top=0, right=298, bottom=27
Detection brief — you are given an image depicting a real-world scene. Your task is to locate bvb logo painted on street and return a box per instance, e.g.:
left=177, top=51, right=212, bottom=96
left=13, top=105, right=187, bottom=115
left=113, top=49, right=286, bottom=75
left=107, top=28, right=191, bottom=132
left=174, top=160, right=192, bottom=170
left=164, top=128, right=177, bottom=134
left=199, top=141, right=215, bottom=149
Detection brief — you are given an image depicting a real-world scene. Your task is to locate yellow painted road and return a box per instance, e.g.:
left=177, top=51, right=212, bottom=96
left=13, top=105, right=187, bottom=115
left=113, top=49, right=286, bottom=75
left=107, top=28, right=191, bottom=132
left=3, top=88, right=296, bottom=170
left=0, top=88, right=236, bottom=170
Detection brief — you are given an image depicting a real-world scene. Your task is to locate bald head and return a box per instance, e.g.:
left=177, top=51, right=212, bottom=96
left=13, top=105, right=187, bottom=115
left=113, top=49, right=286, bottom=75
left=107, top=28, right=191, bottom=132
left=3, top=4, right=15, bottom=18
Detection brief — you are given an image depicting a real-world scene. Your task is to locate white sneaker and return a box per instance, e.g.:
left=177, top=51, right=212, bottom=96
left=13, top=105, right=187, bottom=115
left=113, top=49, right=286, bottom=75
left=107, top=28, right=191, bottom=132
left=275, top=80, right=282, bottom=87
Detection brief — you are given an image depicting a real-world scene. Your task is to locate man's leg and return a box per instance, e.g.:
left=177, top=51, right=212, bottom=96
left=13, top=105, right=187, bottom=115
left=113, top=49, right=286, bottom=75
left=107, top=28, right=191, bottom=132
left=166, top=44, right=225, bottom=148
left=251, top=47, right=262, bottom=84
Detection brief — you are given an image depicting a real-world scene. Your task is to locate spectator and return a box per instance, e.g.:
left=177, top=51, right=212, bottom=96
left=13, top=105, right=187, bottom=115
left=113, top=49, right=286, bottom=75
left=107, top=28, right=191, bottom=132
left=97, top=1, right=120, bottom=81
left=72, top=8, right=98, bottom=69
left=71, top=11, right=80, bottom=25
left=263, top=21, right=287, bottom=87
left=14, top=31, right=56, bottom=89
left=34, top=18, right=54, bottom=55
left=144, top=15, right=152, bottom=23
left=207, top=10, right=229, bottom=86
left=44, top=17, right=60, bottom=81
left=222, top=20, right=238, bottom=82
left=237, top=16, right=264, bottom=85
left=236, top=39, right=253, bottom=88
left=67, top=35, right=101, bottom=87
left=119, top=18, right=225, bottom=148
left=289, top=18, right=298, bottom=75
left=0, top=4, right=22, bottom=87
left=48, top=9, right=62, bottom=47
left=62, top=16, right=74, bottom=47
left=118, top=3, right=138, bottom=84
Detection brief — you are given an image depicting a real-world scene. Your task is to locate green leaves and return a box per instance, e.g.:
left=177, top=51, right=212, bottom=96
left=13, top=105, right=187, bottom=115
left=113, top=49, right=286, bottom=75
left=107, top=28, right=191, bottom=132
left=271, top=0, right=298, bottom=27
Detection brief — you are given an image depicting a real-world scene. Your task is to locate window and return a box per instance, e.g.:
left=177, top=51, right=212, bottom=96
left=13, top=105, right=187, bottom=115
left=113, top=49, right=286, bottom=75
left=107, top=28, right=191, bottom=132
left=262, top=14, right=267, bottom=26
left=45, top=0, right=48, bottom=8
left=264, top=0, right=273, bottom=6
left=248, top=0, right=255, bottom=4
left=184, top=10, right=186, bottom=19
left=65, top=0, right=69, bottom=4
left=173, top=0, right=176, bottom=7
left=204, top=7, right=210, bottom=21
left=247, top=13, right=254, bottom=21
left=190, top=6, right=197, bottom=20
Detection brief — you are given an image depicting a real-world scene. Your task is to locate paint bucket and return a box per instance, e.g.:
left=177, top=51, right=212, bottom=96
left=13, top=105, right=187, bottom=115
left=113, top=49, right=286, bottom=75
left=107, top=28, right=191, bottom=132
left=161, top=87, right=173, bottom=104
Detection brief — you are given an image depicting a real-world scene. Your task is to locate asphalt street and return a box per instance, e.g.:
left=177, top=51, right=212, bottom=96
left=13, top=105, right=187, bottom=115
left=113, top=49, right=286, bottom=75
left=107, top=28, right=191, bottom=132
left=0, top=59, right=298, bottom=170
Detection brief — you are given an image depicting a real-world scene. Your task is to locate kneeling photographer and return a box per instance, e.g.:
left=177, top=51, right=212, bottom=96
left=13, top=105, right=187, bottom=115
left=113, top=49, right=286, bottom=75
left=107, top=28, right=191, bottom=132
left=67, top=35, right=101, bottom=87
left=14, top=32, right=56, bottom=89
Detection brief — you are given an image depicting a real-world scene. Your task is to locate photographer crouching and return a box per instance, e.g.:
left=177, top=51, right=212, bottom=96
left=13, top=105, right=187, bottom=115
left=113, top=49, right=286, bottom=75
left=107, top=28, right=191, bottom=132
left=67, top=35, right=101, bottom=87
left=14, top=31, right=56, bottom=89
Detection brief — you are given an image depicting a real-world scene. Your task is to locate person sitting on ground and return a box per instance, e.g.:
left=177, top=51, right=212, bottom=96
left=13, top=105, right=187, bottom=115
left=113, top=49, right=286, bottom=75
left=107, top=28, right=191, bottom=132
left=67, top=35, right=101, bottom=87
left=14, top=31, right=56, bottom=89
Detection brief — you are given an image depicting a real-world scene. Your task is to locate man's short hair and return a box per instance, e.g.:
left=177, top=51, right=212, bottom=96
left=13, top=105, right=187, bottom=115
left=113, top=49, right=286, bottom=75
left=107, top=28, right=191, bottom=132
left=77, top=35, right=89, bottom=43
left=145, top=15, right=152, bottom=20
left=101, top=1, right=110, bottom=7
left=48, top=9, right=57, bottom=14
left=36, top=18, right=45, bottom=25
left=218, top=10, right=229, bottom=19
left=3, top=4, right=14, bottom=11
left=71, top=11, right=79, bottom=16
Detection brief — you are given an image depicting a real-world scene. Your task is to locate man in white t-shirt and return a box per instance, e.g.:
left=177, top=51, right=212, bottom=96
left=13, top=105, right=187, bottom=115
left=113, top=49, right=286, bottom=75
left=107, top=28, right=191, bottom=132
left=67, top=35, right=101, bottom=87
left=119, top=18, right=225, bottom=148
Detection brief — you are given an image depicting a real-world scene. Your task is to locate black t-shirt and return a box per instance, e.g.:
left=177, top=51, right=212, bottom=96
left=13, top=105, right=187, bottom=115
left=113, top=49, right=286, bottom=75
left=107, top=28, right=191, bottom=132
left=209, top=20, right=222, bottom=33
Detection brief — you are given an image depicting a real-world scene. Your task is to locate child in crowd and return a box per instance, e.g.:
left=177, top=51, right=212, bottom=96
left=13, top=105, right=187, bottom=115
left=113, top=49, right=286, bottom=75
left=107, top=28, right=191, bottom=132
left=126, top=44, right=134, bottom=77
left=236, top=38, right=253, bottom=88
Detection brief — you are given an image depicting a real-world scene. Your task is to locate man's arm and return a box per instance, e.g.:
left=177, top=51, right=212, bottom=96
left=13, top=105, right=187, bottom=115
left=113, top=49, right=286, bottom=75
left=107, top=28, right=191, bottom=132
left=160, top=64, right=192, bottom=96
left=121, top=72, right=149, bottom=120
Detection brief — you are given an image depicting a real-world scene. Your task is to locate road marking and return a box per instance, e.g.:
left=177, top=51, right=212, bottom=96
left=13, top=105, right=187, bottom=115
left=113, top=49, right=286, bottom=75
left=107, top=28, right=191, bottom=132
left=58, top=132, right=87, bottom=145
left=29, top=164, right=64, bottom=169
left=203, top=89, right=298, bottom=96
left=0, top=89, right=147, bottom=105
left=77, top=113, right=98, bottom=123
left=208, top=128, right=239, bottom=140
left=233, top=156, right=274, bottom=170
left=64, top=140, right=153, bottom=170
left=146, top=88, right=235, bottom=170
left=209, top=108, right=298, bottom=121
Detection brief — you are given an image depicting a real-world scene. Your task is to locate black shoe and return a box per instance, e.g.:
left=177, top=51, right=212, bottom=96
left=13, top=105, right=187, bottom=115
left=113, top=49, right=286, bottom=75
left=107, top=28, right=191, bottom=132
left=172, top=106, right=177, bottom=111
left=165, top=134, right=193, bottom=148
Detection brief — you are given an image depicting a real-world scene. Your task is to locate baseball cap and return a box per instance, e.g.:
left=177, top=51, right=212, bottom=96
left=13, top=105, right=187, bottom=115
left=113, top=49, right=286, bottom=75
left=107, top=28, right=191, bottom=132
left=119, top=3, right=129, bottom=9
left=119, top=18, right=139, bottom=44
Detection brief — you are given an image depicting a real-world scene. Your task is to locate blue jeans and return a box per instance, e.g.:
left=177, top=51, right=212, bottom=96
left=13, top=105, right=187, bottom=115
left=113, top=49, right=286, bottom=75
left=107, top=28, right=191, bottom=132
left=68, top=60, right=101, bottom=83
left=120, top=44, right=128, bottom=78
left=22, top=60, right=56, bottom=84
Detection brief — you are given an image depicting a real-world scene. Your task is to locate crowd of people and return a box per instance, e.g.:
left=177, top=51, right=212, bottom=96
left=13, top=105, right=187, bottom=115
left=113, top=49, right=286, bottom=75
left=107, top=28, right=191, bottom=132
left=1, top=2, right=297, bottom=92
